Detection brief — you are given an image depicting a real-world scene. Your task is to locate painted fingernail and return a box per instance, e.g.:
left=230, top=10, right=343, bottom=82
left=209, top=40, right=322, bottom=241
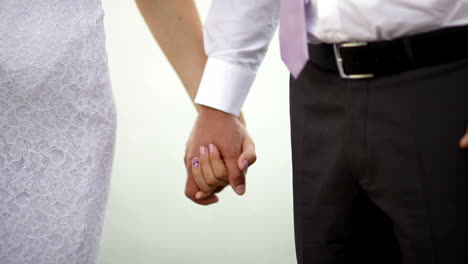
left=209, top=144, right=215, bottom=153
left=192, top=158, right=200, bottom=168
left=200, top=146, right=207, bottom=157
left=241, top=160, right=249, bottom=170
left=235, top=184, right=246, bottom=195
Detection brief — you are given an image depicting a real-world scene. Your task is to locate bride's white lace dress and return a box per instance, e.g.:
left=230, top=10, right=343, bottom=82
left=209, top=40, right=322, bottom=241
left=0, top=0, right=117, bottom=263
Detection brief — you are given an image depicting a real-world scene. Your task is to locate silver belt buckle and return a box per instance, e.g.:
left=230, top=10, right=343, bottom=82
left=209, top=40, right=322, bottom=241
left=333, top=42, right=375, bottom=79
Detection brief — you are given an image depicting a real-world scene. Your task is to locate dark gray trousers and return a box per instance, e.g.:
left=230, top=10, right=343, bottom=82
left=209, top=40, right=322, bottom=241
left=289, top=55, right=468, bottom=264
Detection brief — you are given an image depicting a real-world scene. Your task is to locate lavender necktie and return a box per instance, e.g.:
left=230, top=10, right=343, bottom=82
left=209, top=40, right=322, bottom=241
left=279, top=0, right=309, bottom=78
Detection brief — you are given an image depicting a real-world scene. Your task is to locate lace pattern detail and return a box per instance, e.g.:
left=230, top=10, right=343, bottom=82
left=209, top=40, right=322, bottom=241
left=0, top=0, right=117, bottom=263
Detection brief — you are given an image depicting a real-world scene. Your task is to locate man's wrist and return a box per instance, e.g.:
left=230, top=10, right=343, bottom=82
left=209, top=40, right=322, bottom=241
left=238, top=112, right=246, bottom=126
left=195, top=58, right=256, bottom=117
left=198, top=104, right=238, bottom=119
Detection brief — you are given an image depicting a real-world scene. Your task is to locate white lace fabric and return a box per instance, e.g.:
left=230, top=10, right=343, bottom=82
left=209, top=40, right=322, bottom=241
left=0, top=0, right=117, bottom=263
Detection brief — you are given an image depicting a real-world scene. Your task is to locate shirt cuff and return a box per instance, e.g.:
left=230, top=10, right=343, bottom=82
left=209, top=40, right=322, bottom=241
left=195, top=57, right=256, bottom=117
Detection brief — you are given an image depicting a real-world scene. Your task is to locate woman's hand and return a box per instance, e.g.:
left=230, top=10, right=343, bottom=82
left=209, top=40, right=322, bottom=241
left=184, top=110, right=257, bottom=206
left=191, top=132, right=257, bottom=201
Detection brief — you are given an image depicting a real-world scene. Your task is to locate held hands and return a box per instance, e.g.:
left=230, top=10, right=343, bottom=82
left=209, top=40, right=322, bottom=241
left=184, top=106, right=257, bottom=205
left=184, top=110, right=465, bottom=205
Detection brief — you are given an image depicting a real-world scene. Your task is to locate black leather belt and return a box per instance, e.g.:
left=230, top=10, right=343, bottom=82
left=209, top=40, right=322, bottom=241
left=308, top=25, right=468, bottom=79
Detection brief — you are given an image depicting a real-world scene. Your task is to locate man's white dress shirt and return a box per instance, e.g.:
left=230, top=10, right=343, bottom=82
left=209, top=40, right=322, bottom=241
left=195, top=0, right=468, bottom=116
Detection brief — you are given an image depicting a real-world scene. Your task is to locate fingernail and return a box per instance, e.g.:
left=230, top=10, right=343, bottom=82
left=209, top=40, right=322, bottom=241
left=192, top=158, right=200, bottom=168
left=235, top=184, right=246, bottom=195
left=200, top=146, right=207, bottom=157
left=241, top=160, right=249, bottom=170
left=195, top=191, right=204, bottom=200
left=209, top=144, right=215, bottom=153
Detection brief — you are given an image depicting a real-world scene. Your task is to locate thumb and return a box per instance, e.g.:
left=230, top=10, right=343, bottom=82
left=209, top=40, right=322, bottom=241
left=460, top=127, right=468, bottom=149
left=238, top=134, right=257, bottom=173
left=226, top=158, right=246, bottom=196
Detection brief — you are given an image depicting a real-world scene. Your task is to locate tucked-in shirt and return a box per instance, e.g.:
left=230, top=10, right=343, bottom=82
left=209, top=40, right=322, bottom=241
left=195, top=0, right=468, bottom=116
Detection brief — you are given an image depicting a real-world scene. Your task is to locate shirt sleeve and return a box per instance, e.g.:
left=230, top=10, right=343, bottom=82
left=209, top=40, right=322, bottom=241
left=195, top=0, right=280, bottom=116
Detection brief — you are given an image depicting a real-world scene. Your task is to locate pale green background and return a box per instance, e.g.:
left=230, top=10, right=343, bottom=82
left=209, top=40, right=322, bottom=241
left=99, top=1, right=294, bottom=263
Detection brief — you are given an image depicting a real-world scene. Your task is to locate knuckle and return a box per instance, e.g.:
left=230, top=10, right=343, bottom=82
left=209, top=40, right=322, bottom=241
left=205, top=177, right=219, bottom=187
left=214, top=170, right=228, bottom=181
left=200, top=185, right=212, bottom=193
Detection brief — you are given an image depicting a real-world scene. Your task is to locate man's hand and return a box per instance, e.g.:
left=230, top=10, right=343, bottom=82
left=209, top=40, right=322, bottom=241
left=184, top=106, right=256, bottom=205
left=460, top=126, right=468, bottom=149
